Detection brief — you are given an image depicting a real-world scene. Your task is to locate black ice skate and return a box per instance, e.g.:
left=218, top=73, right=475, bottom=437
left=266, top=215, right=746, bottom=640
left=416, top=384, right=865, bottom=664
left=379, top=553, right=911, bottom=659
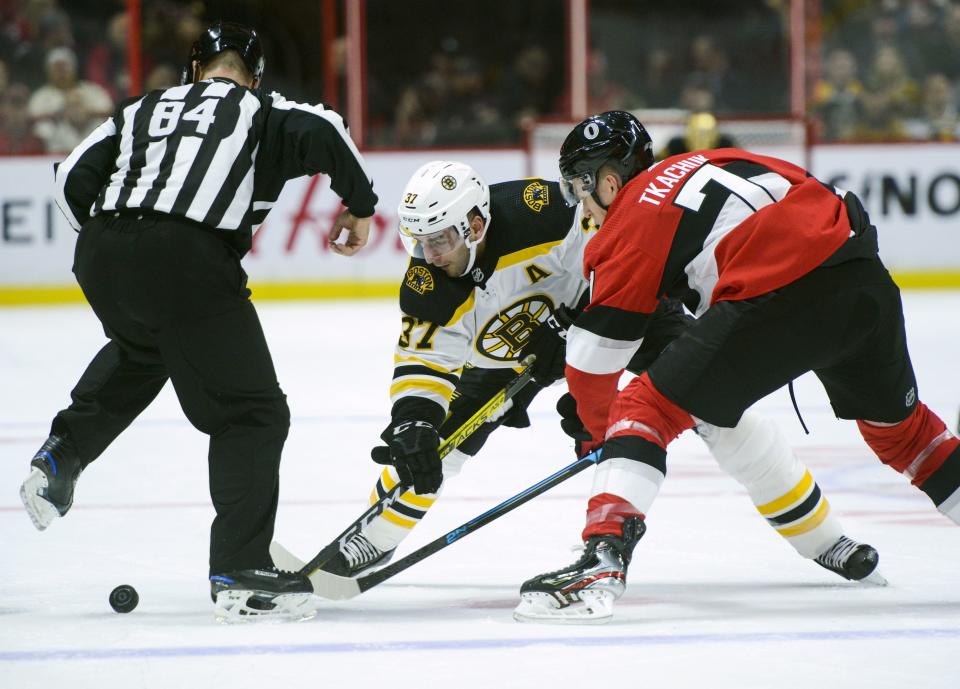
left=814, top=535, right=887, bottom=586
left=20, top=433, right=83, bottom=531
left=514, top=517, right=646, bottom=624
left=210, top=567, right=317, bottom=622
left=320, top=532, right=395, bottom=578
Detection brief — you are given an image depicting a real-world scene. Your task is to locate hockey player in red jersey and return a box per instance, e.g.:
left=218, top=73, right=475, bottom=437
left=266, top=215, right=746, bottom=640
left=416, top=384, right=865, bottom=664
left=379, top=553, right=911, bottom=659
left=515, top=110, right=960, bottom=622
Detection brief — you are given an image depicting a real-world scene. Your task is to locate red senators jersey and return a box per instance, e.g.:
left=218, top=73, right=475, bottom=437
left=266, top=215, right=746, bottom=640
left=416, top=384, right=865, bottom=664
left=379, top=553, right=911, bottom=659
left=566, top=148, right=857, bottom=441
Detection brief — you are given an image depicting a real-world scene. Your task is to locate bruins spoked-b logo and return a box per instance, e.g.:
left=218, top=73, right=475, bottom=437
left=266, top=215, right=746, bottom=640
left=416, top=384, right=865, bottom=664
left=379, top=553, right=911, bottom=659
left=523, top=181, right=550, bottom=212
left=441, top=175, right=457, bottom=190
left=405, top=265, right=435, bottom=294
left=477, top=295, right=555, bottom=361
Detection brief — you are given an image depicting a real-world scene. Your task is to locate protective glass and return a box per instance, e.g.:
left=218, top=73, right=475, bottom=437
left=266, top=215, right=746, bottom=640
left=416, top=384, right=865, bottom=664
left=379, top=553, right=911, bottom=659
left=399, top=225, right=466, bottom=262
left=559, top=170, right=597, bottom=207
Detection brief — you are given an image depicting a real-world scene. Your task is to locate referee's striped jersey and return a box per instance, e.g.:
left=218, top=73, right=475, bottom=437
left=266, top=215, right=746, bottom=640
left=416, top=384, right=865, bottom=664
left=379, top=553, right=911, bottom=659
left=53, top=77, right=377, bottom=254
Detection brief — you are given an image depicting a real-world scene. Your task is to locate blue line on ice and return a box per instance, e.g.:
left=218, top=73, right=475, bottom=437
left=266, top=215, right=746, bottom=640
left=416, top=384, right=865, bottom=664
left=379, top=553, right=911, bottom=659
left=2, top=627, right=959, bottom=661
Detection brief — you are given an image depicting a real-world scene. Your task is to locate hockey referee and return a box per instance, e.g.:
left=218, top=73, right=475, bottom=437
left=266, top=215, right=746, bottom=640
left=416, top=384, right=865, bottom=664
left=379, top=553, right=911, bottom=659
left=19, top=21, right=377, bottom=622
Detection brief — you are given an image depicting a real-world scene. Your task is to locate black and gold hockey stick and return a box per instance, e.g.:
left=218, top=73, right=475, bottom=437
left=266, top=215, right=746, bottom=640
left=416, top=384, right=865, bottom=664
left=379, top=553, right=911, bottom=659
left=270, top=354, right=537, bottom=578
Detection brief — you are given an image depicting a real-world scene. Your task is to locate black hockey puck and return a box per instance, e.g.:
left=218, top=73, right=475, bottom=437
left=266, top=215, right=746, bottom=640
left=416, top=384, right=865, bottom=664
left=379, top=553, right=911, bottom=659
left=109, top=584, right=139, bottom=613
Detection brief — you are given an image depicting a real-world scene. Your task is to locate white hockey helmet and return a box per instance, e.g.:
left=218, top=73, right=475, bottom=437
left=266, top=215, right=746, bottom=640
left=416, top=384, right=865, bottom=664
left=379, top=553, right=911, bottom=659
left=397, top=160, right=491, bottom=276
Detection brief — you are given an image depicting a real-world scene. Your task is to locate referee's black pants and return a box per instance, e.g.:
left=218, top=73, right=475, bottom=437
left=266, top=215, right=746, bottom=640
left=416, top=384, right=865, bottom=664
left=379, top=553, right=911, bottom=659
left=53, top=212, right=290, bottom=576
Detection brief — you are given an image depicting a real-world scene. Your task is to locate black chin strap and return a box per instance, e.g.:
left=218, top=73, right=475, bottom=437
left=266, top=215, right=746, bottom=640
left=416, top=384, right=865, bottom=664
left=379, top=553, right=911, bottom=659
left=591, top=190, right=609, bottom=211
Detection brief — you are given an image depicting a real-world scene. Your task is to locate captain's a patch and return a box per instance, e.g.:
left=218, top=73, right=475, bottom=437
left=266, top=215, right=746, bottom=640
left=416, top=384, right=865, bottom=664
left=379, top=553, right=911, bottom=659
left=405, top=265, right=435, bottom=294
left=523, top=181, right=550, bottom=212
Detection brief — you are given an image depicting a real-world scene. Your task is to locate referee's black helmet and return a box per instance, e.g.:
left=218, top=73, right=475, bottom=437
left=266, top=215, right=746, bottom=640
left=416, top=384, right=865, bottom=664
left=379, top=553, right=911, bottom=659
left=181, top=21, right=265, bottom=86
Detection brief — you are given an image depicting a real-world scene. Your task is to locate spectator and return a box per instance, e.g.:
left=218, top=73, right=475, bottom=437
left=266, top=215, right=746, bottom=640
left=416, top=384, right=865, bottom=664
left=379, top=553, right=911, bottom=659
left=925, top=3, right=960, bottom=84
left=905, top=72, right=960, bottom=141
left=6, top=3, right=75, bottom=88
left=856, top=44, right=920, bottom=141
left=636, top=47, right=677, bottom=108
left=898, top=0, right=946, bottom=79
left=659, top=111, right=737, bottom=160
left=812, top=49, right=864, bottom=141
left=84, top=11, right=128, bottom=100
left=682, top=35, right=742, bottom=111
left=434, top=56, right=506, bottom=145
left=28, top=46, right=112, bottom=153
left=144, top=63, right=179, bottom=92
left=587, top=49, right=638, bottom=113
left=0, top=83, right=44, bottom=154
left=390, top=72, right=444, bottom=147
left=498, top=44, right=561, bottom=137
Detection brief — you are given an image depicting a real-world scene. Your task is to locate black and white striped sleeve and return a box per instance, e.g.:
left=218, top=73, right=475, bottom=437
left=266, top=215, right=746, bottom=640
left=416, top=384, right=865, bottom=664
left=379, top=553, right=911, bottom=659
left=263, top=93, right=377, bottom=217
left=54, top=117, right=117, bottom=231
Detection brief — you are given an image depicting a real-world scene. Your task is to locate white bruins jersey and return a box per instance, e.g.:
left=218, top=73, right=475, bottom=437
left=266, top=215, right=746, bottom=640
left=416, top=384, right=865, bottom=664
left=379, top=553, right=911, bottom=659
left=390, top=179, right=597, bottom=416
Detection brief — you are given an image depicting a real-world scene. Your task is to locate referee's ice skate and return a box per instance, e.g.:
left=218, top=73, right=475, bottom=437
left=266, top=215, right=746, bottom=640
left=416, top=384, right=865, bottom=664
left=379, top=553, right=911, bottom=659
left=210, top=568, right=318, bottom=623
left=514, top=517, right=645, bottom=624
left=20, top=433, right=82, bottom=530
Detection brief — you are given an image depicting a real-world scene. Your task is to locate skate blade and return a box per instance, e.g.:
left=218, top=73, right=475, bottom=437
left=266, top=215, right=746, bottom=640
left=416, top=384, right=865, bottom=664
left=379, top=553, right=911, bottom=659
left=19, top=468, right=57, bottom=531
left=269, top=541, right=307, bottom=571
left=213, top=590, right=318, bottom=624
left=858, top=569, right=889, bottom=587
left=513, top=590, right=615, bottom=625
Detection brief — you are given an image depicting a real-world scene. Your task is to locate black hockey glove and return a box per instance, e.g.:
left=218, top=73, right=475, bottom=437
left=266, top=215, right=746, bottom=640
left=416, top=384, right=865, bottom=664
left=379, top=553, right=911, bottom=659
left=556, top=392, right=596, bottom=457
left=518, top=304, right=577, bottom=386
left=371, top=420, right=443, bottom=494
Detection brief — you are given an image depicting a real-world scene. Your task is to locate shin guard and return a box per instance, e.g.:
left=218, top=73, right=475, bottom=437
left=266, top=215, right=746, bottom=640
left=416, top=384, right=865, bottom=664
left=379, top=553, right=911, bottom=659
left=858, top=403, right=960, bottom=522
left=698, top=411, right=842, bottom=558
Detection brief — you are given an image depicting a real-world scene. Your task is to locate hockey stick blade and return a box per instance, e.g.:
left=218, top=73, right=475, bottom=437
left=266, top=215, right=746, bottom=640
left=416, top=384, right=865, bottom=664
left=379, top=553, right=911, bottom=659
left=307, top=448, right=603, bottom=600
left=270, top=541, right=306, bottom=571
left=272, top=355, right=537, bottom=578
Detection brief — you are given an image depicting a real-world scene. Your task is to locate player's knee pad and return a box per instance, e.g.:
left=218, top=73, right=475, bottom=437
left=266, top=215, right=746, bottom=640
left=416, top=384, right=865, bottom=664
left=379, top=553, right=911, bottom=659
left=698, top=410, right=800, bottom=492
left=606, top=372, right=694, bottom=449
left=858, top=402, right=960, bottom=485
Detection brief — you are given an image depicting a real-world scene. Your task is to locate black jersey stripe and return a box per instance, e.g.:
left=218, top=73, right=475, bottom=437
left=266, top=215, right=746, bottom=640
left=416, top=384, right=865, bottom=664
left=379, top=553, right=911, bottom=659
left=393, top=365, right=461, bottom=386
left=388, top=501, right=428, bottom=520
left=765, top=484, right=822, bottom=526
left=576, top=304, right=651, bottom=342
left=97, top=98, right=143, bottom=212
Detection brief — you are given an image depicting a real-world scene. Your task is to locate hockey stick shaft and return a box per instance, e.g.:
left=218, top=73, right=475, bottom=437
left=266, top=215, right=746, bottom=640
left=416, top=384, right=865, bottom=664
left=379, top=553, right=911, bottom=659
left=306, top=447, right=603, bottom=600
left=295, top=355, right=537, bottom=576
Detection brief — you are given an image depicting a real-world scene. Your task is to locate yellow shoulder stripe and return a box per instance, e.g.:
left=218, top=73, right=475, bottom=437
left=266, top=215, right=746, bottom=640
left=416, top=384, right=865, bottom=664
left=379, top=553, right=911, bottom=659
left=447, top=291, right=476, bottom=326
left=495, top=240, right=564, bottom=272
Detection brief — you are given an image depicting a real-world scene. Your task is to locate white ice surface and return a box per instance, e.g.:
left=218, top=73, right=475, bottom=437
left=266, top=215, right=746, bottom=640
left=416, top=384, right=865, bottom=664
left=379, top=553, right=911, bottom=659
left=2, top=294, right=959, bottom=689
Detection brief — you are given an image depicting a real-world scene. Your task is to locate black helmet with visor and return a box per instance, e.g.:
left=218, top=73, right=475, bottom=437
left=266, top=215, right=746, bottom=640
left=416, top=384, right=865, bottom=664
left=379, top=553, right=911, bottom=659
left=558, top=110, right=654, bottom=209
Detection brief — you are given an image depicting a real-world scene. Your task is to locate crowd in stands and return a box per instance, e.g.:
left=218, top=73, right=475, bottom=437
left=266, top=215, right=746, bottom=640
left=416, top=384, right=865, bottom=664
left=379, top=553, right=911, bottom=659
left=0, top=0, right=189, bottom=155
left=813, top=0, right=960, bottom=141
left=2, top=0, right=960, bottom=154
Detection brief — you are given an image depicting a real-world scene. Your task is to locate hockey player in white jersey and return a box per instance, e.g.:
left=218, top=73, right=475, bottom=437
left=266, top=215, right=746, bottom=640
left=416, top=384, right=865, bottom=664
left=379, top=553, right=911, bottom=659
left=317, top=160, right=884, bottom=621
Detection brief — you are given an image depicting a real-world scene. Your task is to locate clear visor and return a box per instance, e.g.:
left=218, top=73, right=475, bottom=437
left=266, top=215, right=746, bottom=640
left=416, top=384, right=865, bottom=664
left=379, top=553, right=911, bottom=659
left=399, top=225, right=466, bottom=261
left=558, top=170, right=597, bottom=207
